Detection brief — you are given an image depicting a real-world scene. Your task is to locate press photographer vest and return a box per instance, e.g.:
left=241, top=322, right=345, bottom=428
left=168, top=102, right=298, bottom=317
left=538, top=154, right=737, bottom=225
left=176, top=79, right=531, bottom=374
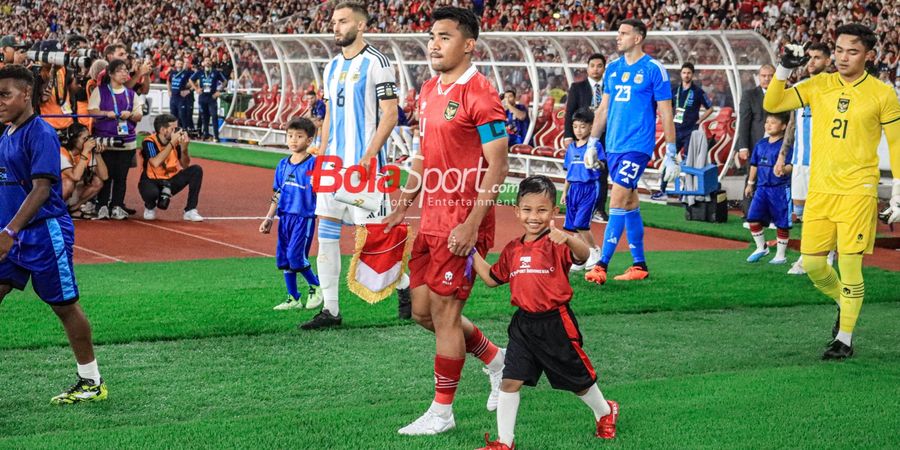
left=142, top=134, right=181, bottom=180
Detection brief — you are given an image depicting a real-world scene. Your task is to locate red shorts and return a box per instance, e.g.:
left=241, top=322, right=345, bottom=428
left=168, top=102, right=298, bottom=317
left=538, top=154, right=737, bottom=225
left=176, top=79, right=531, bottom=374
left=408, top=233, right=489, bottom=301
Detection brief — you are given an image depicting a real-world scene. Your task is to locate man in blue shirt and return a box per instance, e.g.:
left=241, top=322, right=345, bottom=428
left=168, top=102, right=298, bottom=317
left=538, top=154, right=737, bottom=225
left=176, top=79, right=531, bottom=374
left=191, top=57, right=227, bottom=142
left=0, top=65, right=107, bottom=404
left=168, top=58, right=194, bottom=131
left=653, top=62, right=712, bottom=199
left=583, top=19, right=679, bottom=284
left=503, top=89, right=530, bottom=146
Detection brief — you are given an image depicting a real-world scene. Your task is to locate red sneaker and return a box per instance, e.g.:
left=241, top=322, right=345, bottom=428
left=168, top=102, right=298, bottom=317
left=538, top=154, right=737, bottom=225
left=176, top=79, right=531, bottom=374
left=585, top=266, right=607, bottom=285
left=613, top=266, right=649, bottom=281
left=595, top=400, right=619, bottom=439
left=477, top=433, right=515, bottom=449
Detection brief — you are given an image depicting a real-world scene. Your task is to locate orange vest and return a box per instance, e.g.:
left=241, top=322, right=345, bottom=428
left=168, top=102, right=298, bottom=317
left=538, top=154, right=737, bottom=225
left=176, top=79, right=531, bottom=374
left=143, top=134, right=181, bottom=180
left=41, top=68, right=74, bottom=130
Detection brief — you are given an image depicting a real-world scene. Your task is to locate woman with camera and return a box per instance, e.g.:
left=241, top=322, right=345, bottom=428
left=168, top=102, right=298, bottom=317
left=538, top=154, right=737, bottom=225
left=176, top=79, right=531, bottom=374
left=60, top=123, right=108, bottom=219
left=87, top=59, right=142, bottom=220
left=138, top=114, right=204, bottom=222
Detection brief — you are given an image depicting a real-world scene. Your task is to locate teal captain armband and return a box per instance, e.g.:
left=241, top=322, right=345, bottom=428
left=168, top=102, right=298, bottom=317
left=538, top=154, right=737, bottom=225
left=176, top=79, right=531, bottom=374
left=477, top=121, right=507, bottom=144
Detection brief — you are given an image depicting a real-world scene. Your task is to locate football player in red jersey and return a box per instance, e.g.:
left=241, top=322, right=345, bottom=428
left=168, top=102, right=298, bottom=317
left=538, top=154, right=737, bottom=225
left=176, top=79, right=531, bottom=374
left=383, top=6, right=510, bottom=436
left=472, top=176, right=619, bottom=449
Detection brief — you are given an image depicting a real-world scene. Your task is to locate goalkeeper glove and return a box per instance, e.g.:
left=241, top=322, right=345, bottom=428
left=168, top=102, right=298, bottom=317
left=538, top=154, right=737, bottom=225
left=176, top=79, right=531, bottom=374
left=583, top=136, right=600, bottom=169
left=662, top=143, right=679, bottom=183
left=776, top=43, right=809, bottom=80
left=886, top=179, right=900, bottom=224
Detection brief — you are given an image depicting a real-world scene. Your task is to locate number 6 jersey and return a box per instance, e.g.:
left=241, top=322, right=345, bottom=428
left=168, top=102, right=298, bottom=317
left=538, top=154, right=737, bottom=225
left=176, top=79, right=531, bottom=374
left=322, top=45, right=398, bottom=166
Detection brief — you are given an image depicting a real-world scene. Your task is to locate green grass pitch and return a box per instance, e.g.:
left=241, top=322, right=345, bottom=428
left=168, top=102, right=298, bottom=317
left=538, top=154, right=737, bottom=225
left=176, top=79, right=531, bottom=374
left=2, top=249, right=899, bottom=449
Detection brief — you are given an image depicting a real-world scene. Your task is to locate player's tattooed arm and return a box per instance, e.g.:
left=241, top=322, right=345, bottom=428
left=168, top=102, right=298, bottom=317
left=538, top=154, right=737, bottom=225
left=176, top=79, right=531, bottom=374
left=775, top=116, right=794, bottom=177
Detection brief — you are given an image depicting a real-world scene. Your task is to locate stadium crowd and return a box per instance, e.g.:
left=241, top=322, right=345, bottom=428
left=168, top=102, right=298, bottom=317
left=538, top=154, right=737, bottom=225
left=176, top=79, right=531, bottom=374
left=3, top=0, right=899, bottom=84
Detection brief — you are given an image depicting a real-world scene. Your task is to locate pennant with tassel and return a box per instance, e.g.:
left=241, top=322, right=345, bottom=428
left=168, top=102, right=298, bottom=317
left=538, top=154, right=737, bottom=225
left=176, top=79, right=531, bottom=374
left=347, top=223, right=413, bottom=304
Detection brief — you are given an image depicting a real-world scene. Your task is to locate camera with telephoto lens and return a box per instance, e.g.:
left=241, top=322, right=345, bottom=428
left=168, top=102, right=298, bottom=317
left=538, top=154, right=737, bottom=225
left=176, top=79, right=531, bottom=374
left=157, top=181, right=173, bottom=210
left=94, top=136, right=125, bottom=149
left=26, top=40, right=95, bottom=70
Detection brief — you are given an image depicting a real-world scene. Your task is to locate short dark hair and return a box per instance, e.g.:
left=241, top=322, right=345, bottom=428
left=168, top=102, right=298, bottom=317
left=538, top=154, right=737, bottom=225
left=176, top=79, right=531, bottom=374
left=572, top=108, right=594, bottom=125
left=620, top=19, right=647, bottom=40
left=0, top=64, right=35, bottom=89
left=835, top=23, right=877, bottom=51
left=587, top=53, right=606, bottom=65
left=107, top=59, right=128, bottom=77
left=808, top=42, right=832, bottom=57
left=681, top=62, right=695, bottom=72
left=766, top=111, right=790, bottom=125
left=305, top=90, right=317, bottom=97
left=503, top=89, right=516, bottom=96
left=154, top=114, right=178, bottom=133
left=432, top=7, right=480, bottom=40
left=517, top=175, right=556, bottom=204
left=287, top=117, right=316, bottom=137
left=334, top=1, right=369, bottom=21
left=104, top=43, right=125, bottom=58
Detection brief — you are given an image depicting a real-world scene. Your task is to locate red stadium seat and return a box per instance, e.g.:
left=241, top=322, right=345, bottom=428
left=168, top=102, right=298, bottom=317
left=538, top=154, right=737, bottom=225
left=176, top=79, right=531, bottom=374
left=705, top=107, right=736, bottom=168
left=510, top=144, right=533, bottom=154
left=246, top=85, right=280, bottom=127
left=230, top=86, right=268, bottom=126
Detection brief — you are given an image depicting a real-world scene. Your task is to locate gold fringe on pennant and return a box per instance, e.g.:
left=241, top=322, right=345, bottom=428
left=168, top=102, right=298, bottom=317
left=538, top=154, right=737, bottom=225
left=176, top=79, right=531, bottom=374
left=346, top=224, right=414, bottom=304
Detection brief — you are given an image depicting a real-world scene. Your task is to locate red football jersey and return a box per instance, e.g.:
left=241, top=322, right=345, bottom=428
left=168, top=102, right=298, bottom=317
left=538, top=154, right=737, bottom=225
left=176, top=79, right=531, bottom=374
left=417, top=65, right=506, bottom=246
left=490, top=232, right=575, bottom=313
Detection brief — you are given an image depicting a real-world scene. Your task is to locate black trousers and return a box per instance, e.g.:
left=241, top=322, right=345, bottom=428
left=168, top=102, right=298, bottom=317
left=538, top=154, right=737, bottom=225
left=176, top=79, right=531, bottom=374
left=198, top=95, right=219, bottom=140
left=138, top=165, right=204, bottom=211
left=182, top=93, right=196, bottom=131
left=97, top=150, right=134, bottom=209
left=592, top=165, right=609, bottom=217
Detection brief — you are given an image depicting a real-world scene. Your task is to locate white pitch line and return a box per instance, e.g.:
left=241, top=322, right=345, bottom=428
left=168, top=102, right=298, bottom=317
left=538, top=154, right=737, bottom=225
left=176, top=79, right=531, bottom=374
left=74, top=245, right=125, bottom=263
left=202, top=216, right=269, bottom=220
left=133, top=221, right=274, bottom=257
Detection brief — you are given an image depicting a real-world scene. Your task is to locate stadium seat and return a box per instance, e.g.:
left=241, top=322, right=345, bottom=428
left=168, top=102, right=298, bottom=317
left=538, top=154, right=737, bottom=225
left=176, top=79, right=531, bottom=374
left=230, top=86, right=268, bottom=126
left=246, top=85, right=280, bottom=127
left=704, top=107, right=736, bottom=168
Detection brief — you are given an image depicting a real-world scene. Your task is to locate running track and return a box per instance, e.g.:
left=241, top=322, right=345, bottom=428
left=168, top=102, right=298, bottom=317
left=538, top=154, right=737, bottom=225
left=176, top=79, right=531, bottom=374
left=72, top=158, right=898, bottom=271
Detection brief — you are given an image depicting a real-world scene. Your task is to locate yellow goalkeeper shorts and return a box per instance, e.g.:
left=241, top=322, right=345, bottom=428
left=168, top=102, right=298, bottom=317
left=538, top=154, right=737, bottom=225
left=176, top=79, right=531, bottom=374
left=801, top=192, right=877, bottom=255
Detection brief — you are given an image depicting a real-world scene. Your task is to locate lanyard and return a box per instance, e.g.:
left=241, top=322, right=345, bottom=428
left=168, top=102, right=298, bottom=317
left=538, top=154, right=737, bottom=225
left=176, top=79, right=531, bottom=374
left=675, top=85, right=694, bottom=110
left=108, top=86, right=130, bottom=116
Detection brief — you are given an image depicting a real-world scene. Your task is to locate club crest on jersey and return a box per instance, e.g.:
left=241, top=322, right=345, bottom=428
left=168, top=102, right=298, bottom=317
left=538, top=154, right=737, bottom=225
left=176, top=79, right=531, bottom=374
left=444, top=101, right=460, bottom=121
left=634, top=73, right=644, bottom=84
left=339, top=72, right=347, bottom=82
left=0, top=167, right=6, bottom=182
left=837, top=98, right=850, bottom=113
left=352, top=72, right=360, bottom=82
left=519, top=256, right=531, bottom=269
left=622, top=72, right=630, bottom=82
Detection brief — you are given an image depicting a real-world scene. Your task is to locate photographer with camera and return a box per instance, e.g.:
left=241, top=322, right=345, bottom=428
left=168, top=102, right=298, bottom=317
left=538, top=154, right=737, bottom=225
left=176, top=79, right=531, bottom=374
left=60, top=122, right=108, bottom=218
left=0, top=35, right=28, bottom=69
left=87, top=59, right=142, bottom=220
left=138, top=114, right=204, bottom=222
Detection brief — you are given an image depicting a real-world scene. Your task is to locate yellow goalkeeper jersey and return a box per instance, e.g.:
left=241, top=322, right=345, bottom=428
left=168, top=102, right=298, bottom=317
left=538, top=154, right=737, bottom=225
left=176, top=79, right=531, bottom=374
left=764, top=71, right=900, bottom=197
